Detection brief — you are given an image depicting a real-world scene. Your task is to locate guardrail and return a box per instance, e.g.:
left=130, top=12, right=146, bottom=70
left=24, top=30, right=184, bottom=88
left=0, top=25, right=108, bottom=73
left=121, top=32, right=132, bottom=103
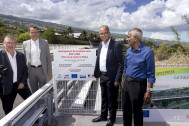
left=0, top=80, right=53, bottom=126
left=0, top=44, right=92, bottom=53
left=53, top=80, right=99, bottom=115
left=71, top=80, right=93, bottom=108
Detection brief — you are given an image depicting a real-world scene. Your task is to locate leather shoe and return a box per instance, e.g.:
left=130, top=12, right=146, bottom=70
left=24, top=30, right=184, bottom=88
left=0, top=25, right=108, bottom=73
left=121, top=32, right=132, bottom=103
left=92, top=116, right=107, bottom=122
left=106, top=120, right=115, bottom=126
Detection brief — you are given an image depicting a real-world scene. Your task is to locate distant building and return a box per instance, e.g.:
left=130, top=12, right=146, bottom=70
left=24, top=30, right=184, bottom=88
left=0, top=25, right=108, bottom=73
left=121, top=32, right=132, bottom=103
left=115, top=38, right=124, bottom=42
left=123, top=44, right=129, bottom=47
left=55, top=32, right=61, bottom=36
left=72, top=33, right=81, bottom=38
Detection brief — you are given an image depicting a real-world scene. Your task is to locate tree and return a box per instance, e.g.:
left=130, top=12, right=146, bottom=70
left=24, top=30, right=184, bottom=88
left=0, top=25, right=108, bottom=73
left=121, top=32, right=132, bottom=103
left=169, top=15, right=189, bottom=56
left=81, top=30, right=87, bottom=40
left=0, top=21, right=5, bottom=27
left=66, top=27, right=73, bottom=37
left=0, top=27, right=6, bottom=42
left=0, top=27, right=6, bottom=34
left=181, top=15, right=189, bottom=25
left=144, top=41, right=155, bottom=48
left=0, top=22, right=6, bottom=40
left=89, top=33, right=94, bottom=39
left=170, top=26, right=181, bottom=44
left=93, top=34, right=98, bottom=39
left=44, top=27, right=55, bottom=44
left=155, top=42, right=170, bottom=61
left=16, top=28, right=26, bottom=34
left=170, top=15, right=189, bottom=44
left=67, top=27, right=73, bottom=33
left=17, top=32, right=30, bottom=43
left=58, top=30, right=67, bottom=37
left=181, top=15, right=189, bottom=38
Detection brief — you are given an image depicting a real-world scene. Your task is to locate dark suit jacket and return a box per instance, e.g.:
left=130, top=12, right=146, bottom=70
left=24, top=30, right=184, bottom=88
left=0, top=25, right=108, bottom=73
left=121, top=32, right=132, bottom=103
left=0, top=49, right=28, bottom=95
left=94, top=38, right=123, bottom=83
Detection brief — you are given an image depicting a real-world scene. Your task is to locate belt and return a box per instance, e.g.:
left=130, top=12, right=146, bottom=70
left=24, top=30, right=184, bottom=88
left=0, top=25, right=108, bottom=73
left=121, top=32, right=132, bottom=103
left=13, top=82, right=17, bottom=84
left=101, top=72, right=107, bottom=75
left=31, top=65, right=42, bottom=68
left=125, top=76, right=146, bottom=82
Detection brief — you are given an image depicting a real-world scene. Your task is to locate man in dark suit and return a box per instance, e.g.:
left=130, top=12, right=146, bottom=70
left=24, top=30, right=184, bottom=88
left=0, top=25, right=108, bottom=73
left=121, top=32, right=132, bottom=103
left=0, top=35, right=31, bottom=115
left=22, top=26, right=52, bottom=93
left=92, top=25, right=123, bottom=126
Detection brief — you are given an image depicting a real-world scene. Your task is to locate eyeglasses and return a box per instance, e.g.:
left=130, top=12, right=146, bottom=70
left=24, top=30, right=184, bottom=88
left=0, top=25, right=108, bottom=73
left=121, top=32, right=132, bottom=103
left=30, top=32, right=39, bottom=34
left=99, top=32, right=109, bottom=36
left=4, top=42, right=16, bottom=45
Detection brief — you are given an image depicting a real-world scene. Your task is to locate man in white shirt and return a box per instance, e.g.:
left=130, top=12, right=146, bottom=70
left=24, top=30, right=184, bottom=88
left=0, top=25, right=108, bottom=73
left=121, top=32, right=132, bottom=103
left=0, top=35, right=31, bottom=115
left=92, top=25, right=123, bottom=126
left=23, top=26, right=52, bottom=93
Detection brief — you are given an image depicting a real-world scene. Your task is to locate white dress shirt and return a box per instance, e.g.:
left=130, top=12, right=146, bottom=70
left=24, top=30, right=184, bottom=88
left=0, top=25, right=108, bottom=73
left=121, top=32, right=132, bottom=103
left=99, top=38, right=110, bottom=72
left=30, top=39, right=41, bottom=66
left=6, top=50, right=17, bottom=83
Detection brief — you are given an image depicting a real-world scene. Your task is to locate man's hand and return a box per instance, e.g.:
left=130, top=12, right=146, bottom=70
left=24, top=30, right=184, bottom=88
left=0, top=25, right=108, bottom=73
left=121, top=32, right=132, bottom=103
left=144, top=83, right=153, bottom=102
left=114, top=82, right=119, bottom=87
left=18, top=83, right=24, bottom=89
left=0, top=75, right=2, bottom=78
left=144, top=91, right=152, bottom=102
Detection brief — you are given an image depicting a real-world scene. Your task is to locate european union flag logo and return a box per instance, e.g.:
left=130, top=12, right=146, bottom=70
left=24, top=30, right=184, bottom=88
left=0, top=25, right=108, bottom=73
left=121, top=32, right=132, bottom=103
left=143, top=110, right=149, bottom=117
left=80, top=75, right=86, bottom=78
left=71, top=74, right=77, bottom=78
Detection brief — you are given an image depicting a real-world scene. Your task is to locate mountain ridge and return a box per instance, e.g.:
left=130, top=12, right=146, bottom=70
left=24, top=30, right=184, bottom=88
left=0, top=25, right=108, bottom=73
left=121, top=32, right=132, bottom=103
left=0, top=13, right=188, bottom=46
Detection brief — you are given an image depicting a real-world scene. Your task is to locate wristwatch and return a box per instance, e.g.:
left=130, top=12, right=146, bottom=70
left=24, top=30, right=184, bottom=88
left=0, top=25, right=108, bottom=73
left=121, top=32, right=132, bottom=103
left=147, top=88, right=153, bottom=92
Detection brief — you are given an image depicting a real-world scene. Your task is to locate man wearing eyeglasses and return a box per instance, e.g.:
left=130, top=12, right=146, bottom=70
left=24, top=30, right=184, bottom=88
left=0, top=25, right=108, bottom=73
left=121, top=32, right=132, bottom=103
left=22, top=26, right=52, bottom=93
left=0, top=35, right=31, bottom=115
left=92, top=25, right=123, bottom=126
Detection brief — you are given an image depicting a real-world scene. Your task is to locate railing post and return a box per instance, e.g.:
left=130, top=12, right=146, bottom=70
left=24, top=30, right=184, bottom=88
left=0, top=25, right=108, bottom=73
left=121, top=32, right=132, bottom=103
left=47, top=93, right=53, bottom=126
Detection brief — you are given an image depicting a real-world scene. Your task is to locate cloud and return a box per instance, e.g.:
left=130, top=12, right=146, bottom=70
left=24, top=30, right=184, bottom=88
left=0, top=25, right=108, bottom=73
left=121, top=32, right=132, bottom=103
left=150, top=32, right=174, bottom=40
left=0, top=0, right=188, bottom=33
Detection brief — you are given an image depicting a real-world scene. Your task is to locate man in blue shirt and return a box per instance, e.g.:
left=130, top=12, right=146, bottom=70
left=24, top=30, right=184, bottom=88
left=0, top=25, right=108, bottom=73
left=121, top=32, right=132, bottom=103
left=122, top=28, right=155, bottom=126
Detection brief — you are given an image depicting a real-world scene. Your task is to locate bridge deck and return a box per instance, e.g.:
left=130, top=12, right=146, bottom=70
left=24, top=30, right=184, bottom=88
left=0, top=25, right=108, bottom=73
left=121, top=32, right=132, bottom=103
left=50, top=114, right=189, bottom=126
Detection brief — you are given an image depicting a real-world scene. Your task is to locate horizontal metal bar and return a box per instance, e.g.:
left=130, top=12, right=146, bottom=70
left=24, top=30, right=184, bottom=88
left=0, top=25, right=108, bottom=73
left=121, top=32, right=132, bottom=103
left=22, top=107, right=46, bottom=126
left=0, top=80, right=53, bottom=126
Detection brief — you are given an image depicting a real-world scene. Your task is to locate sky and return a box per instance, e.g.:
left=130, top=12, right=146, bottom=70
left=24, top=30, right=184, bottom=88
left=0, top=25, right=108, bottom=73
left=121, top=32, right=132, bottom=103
left=0, top=0, right=188, bottom=42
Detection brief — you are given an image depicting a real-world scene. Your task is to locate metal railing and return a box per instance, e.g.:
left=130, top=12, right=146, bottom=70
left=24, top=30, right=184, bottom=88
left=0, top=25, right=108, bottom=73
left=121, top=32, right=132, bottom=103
left=0, top=80, right=53, bottom=126
left=0, top=43, right=92, bottom=53
left=53, top=79, right=123, bottom=116
left=0, top=72, right=189, bottom=125
left=53, top=80, right=99, bottom=115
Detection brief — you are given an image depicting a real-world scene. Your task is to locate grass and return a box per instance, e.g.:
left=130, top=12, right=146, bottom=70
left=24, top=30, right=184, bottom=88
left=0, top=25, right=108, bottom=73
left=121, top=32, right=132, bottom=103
left=155, top=54, right=189, bottom=67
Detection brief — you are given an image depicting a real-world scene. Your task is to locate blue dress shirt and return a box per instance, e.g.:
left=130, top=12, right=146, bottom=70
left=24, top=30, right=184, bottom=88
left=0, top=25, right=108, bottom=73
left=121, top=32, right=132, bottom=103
left=124, top=42, right=156, bottom=83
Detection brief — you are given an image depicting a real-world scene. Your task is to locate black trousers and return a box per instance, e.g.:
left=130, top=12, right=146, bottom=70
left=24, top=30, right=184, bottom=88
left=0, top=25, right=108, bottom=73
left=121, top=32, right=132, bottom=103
left=100, top=74, right=119, bottom=122
left=0, top=83, right=31, bottom=115
left=122, top=77, right=147, bottom=126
